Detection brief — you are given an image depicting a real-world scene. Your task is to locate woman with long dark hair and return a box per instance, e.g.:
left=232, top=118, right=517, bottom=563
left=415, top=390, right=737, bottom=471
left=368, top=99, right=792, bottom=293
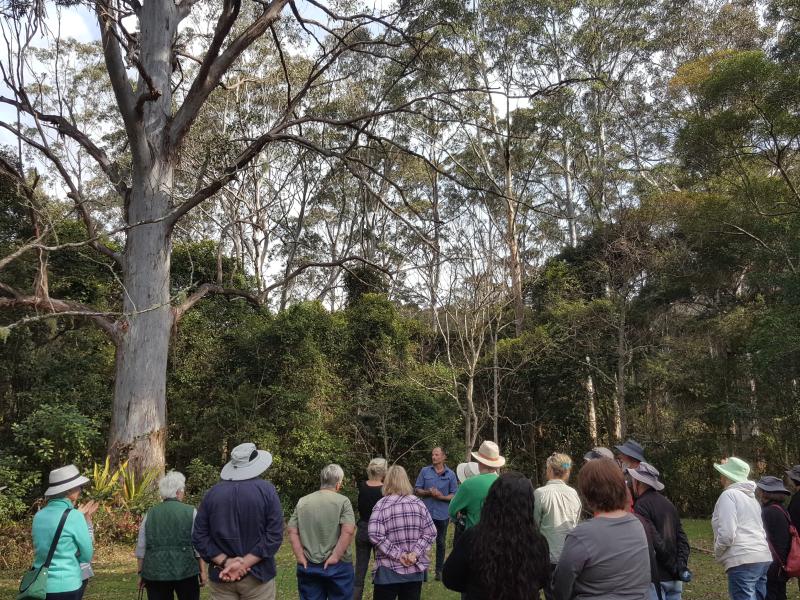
left=442, top=471, right=551, bottom=600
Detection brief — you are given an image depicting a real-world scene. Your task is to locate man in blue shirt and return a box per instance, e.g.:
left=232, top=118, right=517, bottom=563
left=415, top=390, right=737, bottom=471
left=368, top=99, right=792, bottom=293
left=193, top=443, right=284, bottom=600
left=414, top=447, right=458, bottom=580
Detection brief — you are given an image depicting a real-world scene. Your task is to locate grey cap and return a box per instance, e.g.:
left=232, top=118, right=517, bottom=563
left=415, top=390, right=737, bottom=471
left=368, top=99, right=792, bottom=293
left=627, top=461, right=664, bottom=491
left=583, top=447, right=614, bottom=461
left=786, top=465, right=800, bottom=484
left=757, top=476, right=790, bottom=495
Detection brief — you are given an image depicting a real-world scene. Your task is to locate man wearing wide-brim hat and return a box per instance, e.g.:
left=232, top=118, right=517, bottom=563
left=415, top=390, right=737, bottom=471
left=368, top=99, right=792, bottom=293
left=755, top=475, right=793, bottom=600
left=192, top=443, right=283, bottom=600
left=628, top=462, right=690, bottom=600
left=711, top=457, right=772, bottom=600
left=786, top=465, right=800, bottom=531
left=448, top=441, right=505, bottom=530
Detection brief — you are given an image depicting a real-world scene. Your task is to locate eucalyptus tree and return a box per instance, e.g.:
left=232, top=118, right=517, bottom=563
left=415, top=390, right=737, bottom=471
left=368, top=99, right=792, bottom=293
left=0, top=0, right=446, bottom=473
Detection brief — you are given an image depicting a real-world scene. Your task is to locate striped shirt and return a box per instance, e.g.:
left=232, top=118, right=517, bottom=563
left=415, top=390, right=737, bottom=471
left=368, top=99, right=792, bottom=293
left=368, top=494, right=436, bottom=575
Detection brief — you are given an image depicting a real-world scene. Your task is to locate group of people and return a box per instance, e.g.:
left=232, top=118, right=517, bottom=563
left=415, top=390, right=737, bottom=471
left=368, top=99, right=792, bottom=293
left=23, top=439, right=800, bottom=600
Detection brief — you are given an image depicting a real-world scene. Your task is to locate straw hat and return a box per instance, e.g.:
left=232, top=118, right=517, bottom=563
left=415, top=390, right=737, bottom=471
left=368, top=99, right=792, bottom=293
left=220, top=443, right=273, bottom=481
left=471, top=441, right=505, bottom=468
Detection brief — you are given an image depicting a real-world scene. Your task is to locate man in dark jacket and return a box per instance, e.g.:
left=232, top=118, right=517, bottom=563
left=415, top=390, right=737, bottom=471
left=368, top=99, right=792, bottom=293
left=629, top=462, right=690, bottom=600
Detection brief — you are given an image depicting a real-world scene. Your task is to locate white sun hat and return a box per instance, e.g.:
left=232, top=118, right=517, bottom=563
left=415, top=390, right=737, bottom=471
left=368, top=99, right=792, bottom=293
left=44, top=464, right=90, bottom=497
left=220, top=442, right=273, bottom=481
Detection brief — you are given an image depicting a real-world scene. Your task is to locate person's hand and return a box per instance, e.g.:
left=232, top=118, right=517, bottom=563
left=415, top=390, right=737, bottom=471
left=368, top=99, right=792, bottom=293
left=429, top=487, right=441, bottom=498
left=323, top=553, right=340, bottom=569
left=220, top=557, right=248, bottom=582
left=296, top=554, right=308, bottom=569
left=79, top=500, right=100, bottom=521
left=399, top=553, right=412, bottom=567
left=199, top=571, right=207, bottom=587
left=406, top=551, right=418, bottom=565
left=138, top=577, right=145, bottom=590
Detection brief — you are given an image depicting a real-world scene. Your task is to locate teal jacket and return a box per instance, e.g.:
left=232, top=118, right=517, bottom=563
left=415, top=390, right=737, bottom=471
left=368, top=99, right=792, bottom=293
left=32, top=498, right=94, bottom=593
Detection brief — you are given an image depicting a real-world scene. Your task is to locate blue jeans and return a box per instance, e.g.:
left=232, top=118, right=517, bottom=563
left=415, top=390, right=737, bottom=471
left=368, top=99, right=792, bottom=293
left=727, top=562, right=770, bottom=600
left=297, top=561, right=354, bottom=600
left=650, top=581, right=683, bottom=600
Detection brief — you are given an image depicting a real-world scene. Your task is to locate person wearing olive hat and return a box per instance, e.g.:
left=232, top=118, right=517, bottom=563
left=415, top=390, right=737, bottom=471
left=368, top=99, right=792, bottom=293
left=786, top=465, right=800, bottom=532
left=755, top=476, right=792, bottom=600
left=712, top=457, right=772, bottom=600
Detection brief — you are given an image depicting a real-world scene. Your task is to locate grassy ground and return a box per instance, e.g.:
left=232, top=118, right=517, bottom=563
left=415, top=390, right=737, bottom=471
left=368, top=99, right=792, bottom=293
left=2, top=519, right=798, bottom=599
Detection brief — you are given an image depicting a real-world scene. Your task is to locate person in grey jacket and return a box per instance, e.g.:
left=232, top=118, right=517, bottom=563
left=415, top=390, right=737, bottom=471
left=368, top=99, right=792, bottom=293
left=553, top=458, right=650, bottom=600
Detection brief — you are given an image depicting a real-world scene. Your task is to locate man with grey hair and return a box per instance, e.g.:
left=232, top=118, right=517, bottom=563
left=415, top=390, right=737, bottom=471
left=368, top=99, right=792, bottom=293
left=288, top=464, right=356, bottom=600
left=136, top=470, right=206, bottom=600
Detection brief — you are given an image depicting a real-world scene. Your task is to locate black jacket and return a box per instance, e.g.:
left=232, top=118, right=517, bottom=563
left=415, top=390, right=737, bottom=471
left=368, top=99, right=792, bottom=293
left=788, top=491, right=800, bottom=532
left=762, top=501, right=791, bottom=568
left=633, top=489, right=690, bottom=581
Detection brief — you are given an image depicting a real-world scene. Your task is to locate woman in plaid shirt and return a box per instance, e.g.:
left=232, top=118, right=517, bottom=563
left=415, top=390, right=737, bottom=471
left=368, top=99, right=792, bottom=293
left=368, top=466, right=437, bottom=600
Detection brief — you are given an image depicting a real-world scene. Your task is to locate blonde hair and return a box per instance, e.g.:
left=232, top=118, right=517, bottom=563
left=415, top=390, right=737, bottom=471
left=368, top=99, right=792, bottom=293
left=547, top=453, right=573, bottom=479
left=367, top=458, right=388, bottom=480
left=382, top=465, right=413, bottom=496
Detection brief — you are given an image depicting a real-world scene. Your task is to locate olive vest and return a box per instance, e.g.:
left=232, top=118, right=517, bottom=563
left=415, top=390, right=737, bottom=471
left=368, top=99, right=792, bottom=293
left=141, top=499, right=199, bottom=581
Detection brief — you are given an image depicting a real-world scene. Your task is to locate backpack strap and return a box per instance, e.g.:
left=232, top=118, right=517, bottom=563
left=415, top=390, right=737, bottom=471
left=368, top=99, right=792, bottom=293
left=43, top=509, right=72, bottom=569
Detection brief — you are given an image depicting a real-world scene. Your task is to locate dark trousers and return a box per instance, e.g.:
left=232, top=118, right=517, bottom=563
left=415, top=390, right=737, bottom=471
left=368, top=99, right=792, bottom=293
left=46, top=591, right=83, bottom=600
left=76, top=580, right=89, bottom=600
left=766, top=569, right=787, bottom=600
left=297, top=561, right=354, bottom=600
left=353, top=523, right=373, bottom=600
left=433, top=519, right=449, bottom=574
left=542, top=563, right=557, bottom=600
left=144, top=576, right=200, bottom=600
left=373, top=581, right=422, bottom=600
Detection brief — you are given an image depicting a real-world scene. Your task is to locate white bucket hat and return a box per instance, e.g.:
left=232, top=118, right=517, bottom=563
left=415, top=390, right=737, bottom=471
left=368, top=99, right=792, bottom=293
left=45, top=464, right=90, bottom=497
left=220, top=443, right=273, bottom=481
left=471, top=440, right=506, bottom=468
left=456, top=462, right=480, bottom=483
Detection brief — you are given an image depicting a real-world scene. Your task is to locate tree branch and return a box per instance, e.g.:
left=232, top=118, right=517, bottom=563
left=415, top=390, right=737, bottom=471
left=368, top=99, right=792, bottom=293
left=169, top=0, right=288, bottom=150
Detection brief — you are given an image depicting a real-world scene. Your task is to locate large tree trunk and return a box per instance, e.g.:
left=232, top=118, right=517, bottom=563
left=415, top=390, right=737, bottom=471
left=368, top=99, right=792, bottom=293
left=613, top=306, right=627, bottom=440
left=584, top=356, right=598, bottom=446
left=108, top=0, right=178, bottom=474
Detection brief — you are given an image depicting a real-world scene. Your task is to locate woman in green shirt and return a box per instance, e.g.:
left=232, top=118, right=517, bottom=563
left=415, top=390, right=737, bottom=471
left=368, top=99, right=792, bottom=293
left=31, top=464, right=95, bottom=600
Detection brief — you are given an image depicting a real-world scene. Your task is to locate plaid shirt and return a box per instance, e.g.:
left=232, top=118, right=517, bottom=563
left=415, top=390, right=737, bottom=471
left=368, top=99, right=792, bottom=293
left=368, top=494, right=436, bottom=574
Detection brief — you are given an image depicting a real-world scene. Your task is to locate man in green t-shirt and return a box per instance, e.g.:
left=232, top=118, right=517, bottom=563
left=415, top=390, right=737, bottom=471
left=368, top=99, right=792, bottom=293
left=288, top=464, right=356, bottom=600
left=448, top=440, right=505, bottom=529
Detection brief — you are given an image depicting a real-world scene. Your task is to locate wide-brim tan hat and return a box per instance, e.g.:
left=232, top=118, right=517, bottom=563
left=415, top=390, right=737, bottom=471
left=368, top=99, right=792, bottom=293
left=471, top=440, right=505, bottom=468
left=45, top=464, right=90, bottom=497
left=221, top=443, right=273, bottom=481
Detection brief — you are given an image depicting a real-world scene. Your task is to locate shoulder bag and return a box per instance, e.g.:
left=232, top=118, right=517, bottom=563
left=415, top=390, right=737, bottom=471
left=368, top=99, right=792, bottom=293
left=17, top=508, right=71, bottom=600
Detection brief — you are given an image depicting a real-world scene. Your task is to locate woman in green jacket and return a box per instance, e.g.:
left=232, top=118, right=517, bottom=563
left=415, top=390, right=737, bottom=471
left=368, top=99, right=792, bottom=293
left=32, top=464, right=95, bottom=600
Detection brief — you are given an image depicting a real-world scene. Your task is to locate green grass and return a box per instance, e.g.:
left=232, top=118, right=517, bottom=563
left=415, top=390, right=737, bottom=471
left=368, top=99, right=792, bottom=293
left=2, top=520, right=797, bottom=599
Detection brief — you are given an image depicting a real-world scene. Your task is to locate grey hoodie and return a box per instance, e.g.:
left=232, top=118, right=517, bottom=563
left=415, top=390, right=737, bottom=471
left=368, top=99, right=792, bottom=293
left=711, top=481, right=772, bottom=570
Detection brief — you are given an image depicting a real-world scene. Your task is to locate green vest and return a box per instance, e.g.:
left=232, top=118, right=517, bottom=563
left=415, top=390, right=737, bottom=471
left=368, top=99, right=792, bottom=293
left=141, top=500, right=199, bottom=581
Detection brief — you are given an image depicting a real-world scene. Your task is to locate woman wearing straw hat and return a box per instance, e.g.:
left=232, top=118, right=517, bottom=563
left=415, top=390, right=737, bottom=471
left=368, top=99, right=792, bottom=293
left=712, top=457, right=773, bottom=600
left=30, top=464, right=96, bottom=600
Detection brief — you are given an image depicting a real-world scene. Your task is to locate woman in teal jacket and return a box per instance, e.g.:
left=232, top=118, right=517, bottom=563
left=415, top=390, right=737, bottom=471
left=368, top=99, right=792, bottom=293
left=32, top=464, right=95, bottom=600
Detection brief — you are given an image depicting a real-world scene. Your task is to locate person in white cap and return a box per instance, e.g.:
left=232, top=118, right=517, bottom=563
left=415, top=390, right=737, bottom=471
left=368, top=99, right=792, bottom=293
left=29, top=464, right=97, bottom=600
left=448, top=441, right=505, bottom=530
left=712, top=456, right=772, bottom=600
left=192, top=443, right=283, bottom=600
left=628, top=462, right=690, bottom=600
left=452, top=462, right=479, bottom=548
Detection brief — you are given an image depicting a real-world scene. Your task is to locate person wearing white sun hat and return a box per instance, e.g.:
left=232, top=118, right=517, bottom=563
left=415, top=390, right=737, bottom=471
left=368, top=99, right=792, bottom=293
left=448, top=441, right=505, bottom=530
left=192, top=443, right=283, bottom=600
left=712, top=456, right=772, bottom=600
left=29, top=464, right=95, bottom=600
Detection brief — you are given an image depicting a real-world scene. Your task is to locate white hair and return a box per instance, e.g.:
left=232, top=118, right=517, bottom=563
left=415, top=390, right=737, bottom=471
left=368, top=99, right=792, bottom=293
left=158, top=470, right=186, bottom=499
left=320, top=464, right=344, bottom=489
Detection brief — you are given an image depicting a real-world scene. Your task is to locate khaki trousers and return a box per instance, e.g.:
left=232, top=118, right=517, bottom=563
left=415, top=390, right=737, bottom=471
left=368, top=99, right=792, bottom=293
left=209, top=576, right=276, bottom=600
